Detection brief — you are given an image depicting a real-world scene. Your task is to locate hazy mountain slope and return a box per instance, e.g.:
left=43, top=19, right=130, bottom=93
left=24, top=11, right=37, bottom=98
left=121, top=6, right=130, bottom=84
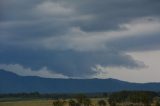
left=0, top=70, right=160, bottom=93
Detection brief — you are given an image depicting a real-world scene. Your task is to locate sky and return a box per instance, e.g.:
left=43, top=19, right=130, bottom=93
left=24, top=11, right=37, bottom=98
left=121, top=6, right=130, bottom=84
left=0, top=0, right=160, bottom=83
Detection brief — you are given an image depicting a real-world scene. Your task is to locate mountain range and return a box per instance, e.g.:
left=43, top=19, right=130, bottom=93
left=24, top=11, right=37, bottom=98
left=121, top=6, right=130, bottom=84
left=0, top=69, right=160, bottom=93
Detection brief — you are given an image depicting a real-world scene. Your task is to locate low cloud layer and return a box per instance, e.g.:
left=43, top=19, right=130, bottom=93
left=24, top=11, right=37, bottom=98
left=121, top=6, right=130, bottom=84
left=0, top=0, right=160, bottom=80
left=0, top=64, right=68, bottom=78
left=0, top=50, right=145, bottom=78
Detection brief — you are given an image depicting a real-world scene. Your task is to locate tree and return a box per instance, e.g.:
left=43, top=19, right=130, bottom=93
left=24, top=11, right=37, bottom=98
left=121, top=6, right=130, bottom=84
left=98, top=100, right=106, bottom=106
left=75, top=94, right=93, bottom=106
left=109, top=102, right=116, bottom=106
left=108, top=91, right=157, bottom=106
left=75, top=94, right=87, bottom=105
left=53, top=99, right=65, bottom=106
left=153, top=97, right=160, bottom=106
left=83, top=98, right=92, bottom=106
left=69, top=99, right=77, bottom=106
left=155, top=101, right=160, bottom=106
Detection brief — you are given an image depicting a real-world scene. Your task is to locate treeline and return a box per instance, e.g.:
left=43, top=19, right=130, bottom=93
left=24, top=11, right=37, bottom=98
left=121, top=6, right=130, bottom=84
left=108, top=91, right=160, bottom=106
left=0, top=92, right=75, bottom=99
left=0, top=92, right=107, bottom=99
left=53, top=94, right=107, bottom=106
left=1, top=91, right=160, bottom=106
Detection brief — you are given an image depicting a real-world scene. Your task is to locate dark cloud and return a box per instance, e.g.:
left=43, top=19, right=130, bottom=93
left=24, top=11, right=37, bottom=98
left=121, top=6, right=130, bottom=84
left=1, top=0, right=160, bottom=32
left=107, top=33, right=160, bottom=52
left=0, top=49, right=144, bottom=78
left=0, top=0, right=160, bottom=78
left=69, top=0, right=160, bottom=32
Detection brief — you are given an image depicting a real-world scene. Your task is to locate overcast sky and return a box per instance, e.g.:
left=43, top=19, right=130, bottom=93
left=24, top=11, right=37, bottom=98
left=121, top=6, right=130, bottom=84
left=0, top=0, right=160, bottom=83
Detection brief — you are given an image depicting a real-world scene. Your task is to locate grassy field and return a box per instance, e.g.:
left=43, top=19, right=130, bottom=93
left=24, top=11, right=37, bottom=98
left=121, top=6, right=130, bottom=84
left=0, top=98, right=109, bottom=106
left=0, top=100, right=53, bottom=106
left=1, top=91, right=159, bottom=106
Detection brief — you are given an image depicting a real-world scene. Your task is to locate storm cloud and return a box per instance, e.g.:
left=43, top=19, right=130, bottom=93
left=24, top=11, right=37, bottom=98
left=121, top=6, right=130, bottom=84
left=0, top=0, right=160, bottom=78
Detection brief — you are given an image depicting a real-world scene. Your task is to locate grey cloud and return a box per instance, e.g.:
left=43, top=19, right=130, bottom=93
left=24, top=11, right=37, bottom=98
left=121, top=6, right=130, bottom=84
left=0, top=0, right=160, bottom=78
left=1, top=0, right=160, bottom=39
left=2, top=0, right=160, bottom=33
left=68, top=0, right=160, bottom=32
left=0, top=49, right=145, bottom=78
left=107, top=33, right=160, bottom=52
left=1, top=0, right=160, bottom=46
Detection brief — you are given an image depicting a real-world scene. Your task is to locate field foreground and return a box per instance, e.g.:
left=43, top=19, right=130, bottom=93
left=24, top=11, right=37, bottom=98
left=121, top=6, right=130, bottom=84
left=0, top=100, right=53, bottom=106
left=0, top=91, right=160, bottom=106
left=0, top=98, right=109, bottom=106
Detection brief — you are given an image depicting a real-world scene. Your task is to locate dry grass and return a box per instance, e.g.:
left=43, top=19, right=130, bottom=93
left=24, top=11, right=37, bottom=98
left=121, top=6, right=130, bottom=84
left=0, top=98, right=109, bottom=106
left=0, top=100, right=53, bottom=106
